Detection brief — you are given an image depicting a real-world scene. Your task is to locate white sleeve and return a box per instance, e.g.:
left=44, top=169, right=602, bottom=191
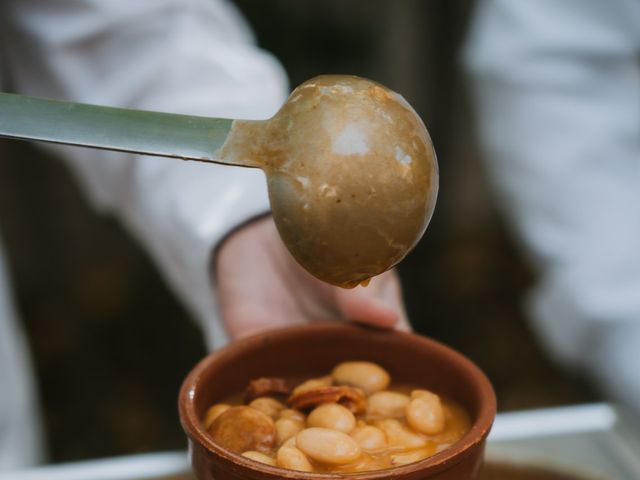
left=463, top=0, right=640, bottom=409
left=2, top=0, right=289, bottom=349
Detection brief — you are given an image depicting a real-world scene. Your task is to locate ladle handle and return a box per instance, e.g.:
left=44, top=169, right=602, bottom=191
left=0, top=92, right=240, bottom=165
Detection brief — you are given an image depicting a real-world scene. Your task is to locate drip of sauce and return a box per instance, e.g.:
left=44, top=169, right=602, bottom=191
left=218, top=75, right=438, bottom=288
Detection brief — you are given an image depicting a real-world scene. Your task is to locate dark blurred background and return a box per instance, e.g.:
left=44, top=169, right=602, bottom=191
left=0, top=0, right=598, bottom=463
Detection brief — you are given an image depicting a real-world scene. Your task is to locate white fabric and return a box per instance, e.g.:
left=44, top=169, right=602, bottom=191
left=1, top=0, right=289, bottom=348
left=463, top=0, right=640, bottom=414
left=0, top=235, right=45, bottom=469
left=0, top=0, right=288, bottom=469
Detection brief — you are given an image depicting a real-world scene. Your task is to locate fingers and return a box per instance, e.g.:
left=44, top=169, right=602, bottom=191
left=337, top=291, right=398, bottom=328
left=334, top=270, right=411, bottom=331
left=394, top=312, right=412, bottom=332
left=215, top=215, right=412, bottom=340
left=221, top=302, right=306, bottom=340
left=377, top=271, right=412, bottom=331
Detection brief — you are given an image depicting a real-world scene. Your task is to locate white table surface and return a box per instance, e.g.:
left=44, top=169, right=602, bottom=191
left=1, top=403, right=638, bottom=480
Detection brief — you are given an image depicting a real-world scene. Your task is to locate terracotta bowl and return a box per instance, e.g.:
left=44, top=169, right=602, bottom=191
left=179, top=324, right=496, bottom=480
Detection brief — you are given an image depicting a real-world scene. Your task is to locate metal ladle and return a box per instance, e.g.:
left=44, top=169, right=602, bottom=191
left=0, top=75, right=438, bottom=287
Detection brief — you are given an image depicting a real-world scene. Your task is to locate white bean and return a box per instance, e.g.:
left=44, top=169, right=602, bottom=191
left=406, top=390, right=445, bottom=435
left=292, top=376, right=333, bottom=396
left=390, top=447, right=435, bottom=466
left=375, top=419, right=427, bottom=449
left=296, top=427, right=361, bottom=465
left=203, top=404, right=231, bottom=430
left=279, top=409, right=306, bottom=422
left=350, top=425, right=387, bottom=451
left=307, top=403, right=356, bottom=433
left=275, top=417, right=305, bottom=445
left=332, top=361, right=390, bottom=394
left=276, top=446, right=313, bottom=472
left=281, top=435, right=297, bottom=448
left=367, top=391, right=410, bottom=418
left=249, top=397, right=285, bottom=419
left=241, top=451, right=276, bottom=466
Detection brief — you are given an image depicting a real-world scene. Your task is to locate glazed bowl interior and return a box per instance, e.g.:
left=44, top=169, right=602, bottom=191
left=179, top=324, right=496, bottom=480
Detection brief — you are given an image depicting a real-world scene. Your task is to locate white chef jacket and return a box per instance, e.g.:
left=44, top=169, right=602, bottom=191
left=463, top=0, right=640, bottom=415
left=0, top=0, right=288, bottom=469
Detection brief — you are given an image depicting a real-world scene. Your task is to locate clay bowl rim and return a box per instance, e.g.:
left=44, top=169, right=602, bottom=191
left=179, top=323, right=496, bottom=479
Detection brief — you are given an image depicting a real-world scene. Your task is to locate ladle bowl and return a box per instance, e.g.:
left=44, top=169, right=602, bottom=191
left=220, top=76, right=438, bottom=287
left=0, top=75, right=438, bottom=287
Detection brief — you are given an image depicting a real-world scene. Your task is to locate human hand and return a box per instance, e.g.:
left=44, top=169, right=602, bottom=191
left=215, top=216, right=410, bottom=340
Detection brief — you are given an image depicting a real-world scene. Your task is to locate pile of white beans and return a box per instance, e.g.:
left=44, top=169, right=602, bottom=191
left=203, top=361, right=470, bottom=473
